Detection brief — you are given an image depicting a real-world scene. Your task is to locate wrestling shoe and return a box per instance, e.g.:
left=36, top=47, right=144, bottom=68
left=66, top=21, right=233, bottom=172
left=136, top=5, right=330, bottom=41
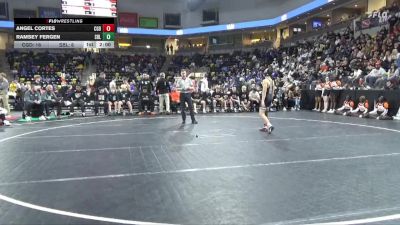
left=192, top=120, right=198, bottom=124
left=3, top=120, right=11, bottom=126
left=39, top=115, right=47, bottom=121
left=25, top=116, right=31, bottom=122
left=268, top=125, right=274, bottom=134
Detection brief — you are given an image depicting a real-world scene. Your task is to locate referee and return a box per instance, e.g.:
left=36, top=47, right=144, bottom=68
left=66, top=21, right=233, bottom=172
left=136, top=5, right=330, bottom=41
left=177, top=70, right=198, bottom=124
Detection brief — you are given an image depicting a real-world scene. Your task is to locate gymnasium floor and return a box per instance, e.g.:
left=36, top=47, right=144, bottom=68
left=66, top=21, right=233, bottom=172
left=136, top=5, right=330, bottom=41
left=0, top=111, right=400, bottom=225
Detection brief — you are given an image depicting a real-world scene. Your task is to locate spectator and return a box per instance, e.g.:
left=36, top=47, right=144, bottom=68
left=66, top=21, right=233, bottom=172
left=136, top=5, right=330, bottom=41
left=365, top=62, right=387, bottom=88
left=248, top=86, right=260, bottom=112
left=24, top=85, right=46, bottom=121
left=138, top=74, right=155, bottom=115
left=368, top=96, right=392, bottom=120
left=42, top=85, right=62, bottom=119
left=348, top=96, right=369, bottom=118
left=313, top=80, right=323, bottom=111
left=0, top=106, right=10, bottom=126
left=212, top=86, right=224, bottom=113
left=94, top=86, right=108, bottom=116
left=118, top=84, right=133, bottom=115
left=335, top=95, right=355, bottom=115
left=108, top=87, right=120, bottom=115
left=0, top=73, right=10, bottom=115
left=156, top=72, right=171, bottom=114
left=68, top=85, right=87, bottom=117
left=240, top=85, right=250, bottom=112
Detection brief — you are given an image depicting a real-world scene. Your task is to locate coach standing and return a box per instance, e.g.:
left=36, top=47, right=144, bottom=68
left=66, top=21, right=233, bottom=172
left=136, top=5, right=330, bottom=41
left=177, top=70, right=197, bottom=124
left=0, top=73, right=10, bottom=115
left=156, top=72, right=171, bottom=114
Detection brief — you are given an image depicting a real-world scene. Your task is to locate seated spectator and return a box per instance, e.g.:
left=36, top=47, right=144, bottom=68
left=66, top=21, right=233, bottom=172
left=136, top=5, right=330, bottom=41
left=24, top=85, right=46, bottom=121
left=170, top=88, right=180, bottom=114
left=387, top=64, right=399, bottom=89
left=212, top=86, right=224, bottom=113
left=202, top=89, right=212, bottom=113
left=223, top=88, right=233, bottom=112
left=192, top=90, right=204, bottom=114
left=348, top=96, right=369, bottom=118
left=294, top=86, right=301, bottom=111
left=364, top=62, right=386, bottom=88
left=335, top=95, right=355, bottom=115
left=94, top=86, right=109, bottom=116
left=248, top=86, right=260, bottom=112
left=68, top=85, right=87, bottom=117
left=368, top=96, right=392, bottom=120
left=108, top=87, right=120, bottom=115
left=240, top=86, right=250, bottom=112
left=118, top=84, right=133, bottom=115
left=286, top=85, right=296, bottom=111
left=42, top=85, right=62, bottom=119
left=0, top=107, right=10, bottom=126
left=231, top=86, right=240, bottom=112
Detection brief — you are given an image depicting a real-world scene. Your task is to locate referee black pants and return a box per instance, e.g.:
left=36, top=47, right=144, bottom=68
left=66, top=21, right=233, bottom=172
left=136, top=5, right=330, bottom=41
left=180, top=93, right=195, bottom=122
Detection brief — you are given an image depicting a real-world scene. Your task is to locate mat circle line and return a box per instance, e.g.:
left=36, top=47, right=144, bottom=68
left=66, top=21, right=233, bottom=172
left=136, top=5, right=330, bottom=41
left=0, top=115, right=399, bottom=225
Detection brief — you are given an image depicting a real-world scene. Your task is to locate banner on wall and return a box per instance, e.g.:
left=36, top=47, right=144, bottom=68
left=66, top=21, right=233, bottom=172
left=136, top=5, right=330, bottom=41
left=118, top=12, right=138, bottom=27
left=14, top=9, right=36, bottom=18
left=38, top=7, right=61, bottom=18
left=139, top=17, right=158, bottom=28
left=355, top=9, right=399, bottom=31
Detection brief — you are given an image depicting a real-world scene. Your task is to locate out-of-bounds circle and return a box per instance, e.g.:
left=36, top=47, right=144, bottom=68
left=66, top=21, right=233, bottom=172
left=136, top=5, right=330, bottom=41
left=0, top=115, right=399, bottom=225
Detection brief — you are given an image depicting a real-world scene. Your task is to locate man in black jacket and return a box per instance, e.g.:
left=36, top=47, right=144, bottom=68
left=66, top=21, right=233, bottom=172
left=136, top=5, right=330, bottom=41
left=156, top=72, right=171, bottom=114
left=138, top=74, right=155, bottom=115
left=68, top=85, right=86, bottom=117
left=24, top=85, right=46, bottom=121
left=94, top=86, right=108, bottom=115
left=42, top=85, right=62, bottom=119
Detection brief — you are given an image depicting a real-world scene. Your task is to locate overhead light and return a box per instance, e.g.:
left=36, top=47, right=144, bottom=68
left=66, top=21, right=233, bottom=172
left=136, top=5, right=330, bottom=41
left=118, top=43, right=131, bottom=47
left=176, top=29, right=183, bottom=35
left=327, top=14, right=330, bottom=17
left=146, top=45, right=150, bottom=49
left=227, top=23, right=235, bottom=30
left=355, top=4, right=358, bottom=7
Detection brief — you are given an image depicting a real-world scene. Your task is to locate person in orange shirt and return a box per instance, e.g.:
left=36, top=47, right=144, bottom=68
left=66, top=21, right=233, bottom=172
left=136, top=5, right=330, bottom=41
left=335, top=95, right=354, bottom=115
left=368, top=96, right=393, bottom=120
left=170, top=88, right=180, bottom=114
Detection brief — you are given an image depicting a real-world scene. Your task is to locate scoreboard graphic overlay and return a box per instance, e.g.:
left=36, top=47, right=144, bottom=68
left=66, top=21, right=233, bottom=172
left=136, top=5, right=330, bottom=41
left=14, top=18, right=115, bottom=49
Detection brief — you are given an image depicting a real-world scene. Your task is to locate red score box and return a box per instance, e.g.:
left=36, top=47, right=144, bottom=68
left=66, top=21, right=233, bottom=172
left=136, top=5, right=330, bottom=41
left=102, top=24, right=115, bottom=32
